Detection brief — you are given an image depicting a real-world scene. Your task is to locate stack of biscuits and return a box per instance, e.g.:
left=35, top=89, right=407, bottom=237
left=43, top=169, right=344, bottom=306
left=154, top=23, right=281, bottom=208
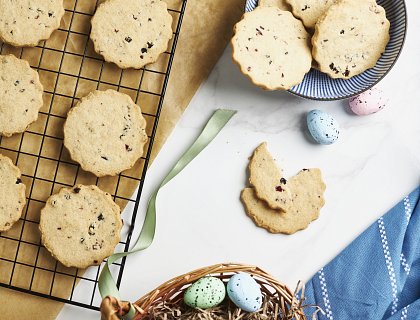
left=241, top=143, right=326, bottom=234
left=0, top=0, right=173, bottom=268
left=232, top=0, right=391, bottom=90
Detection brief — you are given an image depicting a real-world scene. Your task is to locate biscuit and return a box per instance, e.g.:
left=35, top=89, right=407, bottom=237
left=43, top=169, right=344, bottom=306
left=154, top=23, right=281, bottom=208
left=312, top=0, right=390, bottom=79
left=231, top=7, right=312, bottom=90
left=90, top=0, right=173, bottom=69
left=0, top=54, right=43, bottom=137
left=241, top=169, right=325, bottom=234
left=0, top=0, right=65, bottom=47
left=39, top=185, right=122, bottom=268
left=259, top=0, right=290, bottom=11
left=248, top=142, right=292, bottom=211
left=285, top=0, right=337, bottom=29
left=0, top=154, right=26, bottom=232
left=63, top=90, right=148, bottom=177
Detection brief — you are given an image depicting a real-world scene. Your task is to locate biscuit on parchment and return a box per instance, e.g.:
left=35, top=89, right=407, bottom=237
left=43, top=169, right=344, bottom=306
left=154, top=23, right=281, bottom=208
left=64, top=90, right=148, bottom=177
left=0, top=0, right=64, bottom=46
left=0, top=54, right=43, bottom=137
left=39, top=185, right=122, bottom=268
left=90, top=0, right=173, bottom=69
left=0, top=154, right=26, bottom=232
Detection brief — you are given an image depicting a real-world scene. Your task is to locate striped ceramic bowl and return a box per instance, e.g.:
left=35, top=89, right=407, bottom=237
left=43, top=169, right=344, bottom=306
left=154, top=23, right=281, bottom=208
left=245, top=0, right=407, bottom=100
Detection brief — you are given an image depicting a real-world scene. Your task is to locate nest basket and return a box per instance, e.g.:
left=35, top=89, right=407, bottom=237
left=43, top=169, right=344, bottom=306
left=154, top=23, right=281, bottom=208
left=101, top=263, right=313, bottom=319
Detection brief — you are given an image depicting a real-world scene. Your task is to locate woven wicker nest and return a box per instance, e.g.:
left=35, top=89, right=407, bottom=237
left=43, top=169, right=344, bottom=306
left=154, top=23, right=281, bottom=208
left=100, top=263, right=318, bottom=319
left=124, top=263, right=310, bottom=319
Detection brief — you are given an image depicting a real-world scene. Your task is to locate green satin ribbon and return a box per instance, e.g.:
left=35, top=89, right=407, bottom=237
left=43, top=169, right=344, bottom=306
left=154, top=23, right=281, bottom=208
left=99, top=109, right=237, bottom=319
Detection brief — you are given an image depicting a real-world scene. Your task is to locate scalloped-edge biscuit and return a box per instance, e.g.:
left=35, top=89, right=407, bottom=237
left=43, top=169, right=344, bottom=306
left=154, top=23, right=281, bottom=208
left=0, top=154, right=26, bottom=232
left=259, top=0, right=290, bottom=11
left=90, top=0, right=173, bottom=69
left=285, top=0, right=338, bottom=29
left=64, top=90, right=148, bottom=177
left=248, top=142, right=292, bottom=211
left=39, top=185, right=122, bottom=268
left=231, top=6, right=312, bottom=90
left=312, top=0, right=390, bottom=79
left=0, top=54, right=43, bottom=137
left=0, top=0, right=64, bottom=46
left=242, top=168, right=325, bottom=234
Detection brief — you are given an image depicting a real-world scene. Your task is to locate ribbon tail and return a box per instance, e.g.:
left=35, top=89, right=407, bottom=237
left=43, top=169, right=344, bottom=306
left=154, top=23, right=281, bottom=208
left=98, top=109, right=236, bottom=319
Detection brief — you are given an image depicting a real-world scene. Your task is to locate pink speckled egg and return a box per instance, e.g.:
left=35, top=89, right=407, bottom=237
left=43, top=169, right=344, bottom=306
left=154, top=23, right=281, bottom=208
left=349, top=88, right=388, bottom=116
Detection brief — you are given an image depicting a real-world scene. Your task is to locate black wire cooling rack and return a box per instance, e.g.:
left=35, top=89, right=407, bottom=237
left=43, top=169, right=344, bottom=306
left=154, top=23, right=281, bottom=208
left=0, top=0, right=187, bottom=311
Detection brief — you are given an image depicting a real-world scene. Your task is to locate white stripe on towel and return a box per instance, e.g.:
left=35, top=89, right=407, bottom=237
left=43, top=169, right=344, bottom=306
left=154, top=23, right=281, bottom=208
left=400, top=304, right=410, bottom=320
left=378, top=217, right=399, bottom=315
left=403, top=196, right=412, bottom=223
left=400, top=253, right=411, bottom=275
left=318, top=268, right=334, bottom=320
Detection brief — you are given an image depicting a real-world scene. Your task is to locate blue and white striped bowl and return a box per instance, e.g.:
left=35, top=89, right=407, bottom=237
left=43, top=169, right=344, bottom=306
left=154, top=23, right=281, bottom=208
left=245, top=0, right=407, bottom=100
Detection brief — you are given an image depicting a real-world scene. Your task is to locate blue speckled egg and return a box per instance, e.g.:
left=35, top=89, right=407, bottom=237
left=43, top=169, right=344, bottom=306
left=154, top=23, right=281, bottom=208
left=227, top=273, right=262, bottom=312
left=184, top=276, right=226, bottom=309
left=307, top=109, right=340, bottom=145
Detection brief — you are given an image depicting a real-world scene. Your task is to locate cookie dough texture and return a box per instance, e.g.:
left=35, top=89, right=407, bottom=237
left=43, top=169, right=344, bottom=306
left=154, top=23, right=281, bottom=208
left=90, top=0, right=173, bottom=69
left=0, top=154, right=26, bottom=232
left=0, top=0, right=65, bottom=46
left=39, top=185, right=122, bottom=268
left=259, top=0, right=290, bottom=11
left=286, top=0, right=337, bottom=29
left=249, top=142, right=292, bottom=211
left=312, top=0, right=390, bottom=79
left=231, top=7, right=311, bottom=90
left=64, top=90, right=148, bottom=177
left=0, top=54, right=44, bottom=137
left=242, top=168, right=326, bottom=234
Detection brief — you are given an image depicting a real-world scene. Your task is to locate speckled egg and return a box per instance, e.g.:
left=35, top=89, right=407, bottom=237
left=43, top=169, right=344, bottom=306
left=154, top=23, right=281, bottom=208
left=307, top=109, right=340, bottom=145
left=184, top=276, right=226, bottom=309
left=227, top=273, right=262, bottom=312
left=349, top=87, right=388, bottom=116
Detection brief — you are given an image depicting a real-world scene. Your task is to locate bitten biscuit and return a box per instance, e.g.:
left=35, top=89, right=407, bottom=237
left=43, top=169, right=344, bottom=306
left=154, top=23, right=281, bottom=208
left=241, top=169, right=325, bottom=234
left=312, top=0, right=390, bottom=79
left=231, top=6, right=312, bottom=90
left=0, top=54, right=43, bottom=137
left=248, top=142, right=292, bottom=211
left=64, top=90, right=148, bottom=177
left=285, top=0, right=337, bottom=29
left=39, top=185, right=122, bottom=268
left=0, top=154, right=26, bottom=232
left=259, top=0, right=290, bottom=11
left=90, top=0, right=173, bottom=69
left=0, top=0, right=64, bottom=46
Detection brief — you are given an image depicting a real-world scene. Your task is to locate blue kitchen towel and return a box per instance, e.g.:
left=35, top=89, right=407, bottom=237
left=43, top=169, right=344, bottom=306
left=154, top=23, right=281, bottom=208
left=304, top=187, right=420, bottom=320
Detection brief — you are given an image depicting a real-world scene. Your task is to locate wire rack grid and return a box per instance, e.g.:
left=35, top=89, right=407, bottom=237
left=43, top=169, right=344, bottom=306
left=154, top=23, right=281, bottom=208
left=0, top=0, right=187, bottom=311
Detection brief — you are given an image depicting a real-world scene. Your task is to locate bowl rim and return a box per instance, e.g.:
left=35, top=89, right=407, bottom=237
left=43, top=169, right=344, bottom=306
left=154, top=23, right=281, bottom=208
left=247, top=0, right=408, bottom=101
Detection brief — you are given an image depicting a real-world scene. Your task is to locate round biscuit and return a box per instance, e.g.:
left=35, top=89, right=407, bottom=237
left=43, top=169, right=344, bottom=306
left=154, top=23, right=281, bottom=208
left=0, top=54, right=43, bottom=137
left=39, top=185, right=122, bottom=268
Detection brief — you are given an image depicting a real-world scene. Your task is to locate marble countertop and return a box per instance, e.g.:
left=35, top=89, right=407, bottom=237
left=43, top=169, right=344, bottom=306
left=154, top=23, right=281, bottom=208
left=58, top=1, right=420, bottom=318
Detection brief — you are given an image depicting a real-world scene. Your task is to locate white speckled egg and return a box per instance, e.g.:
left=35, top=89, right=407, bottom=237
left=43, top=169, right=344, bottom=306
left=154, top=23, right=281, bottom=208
left=227, top=273, right=262, bottom=312
left=184, top=276, right=226, bottom=309
left=307, top=109, right=340, bottom=145
left=349, top=87, right=388, bottom=116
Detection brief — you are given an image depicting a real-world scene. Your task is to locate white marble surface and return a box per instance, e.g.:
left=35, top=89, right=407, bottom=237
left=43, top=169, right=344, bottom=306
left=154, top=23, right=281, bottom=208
left=58, top=1, right=420, bottom=318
